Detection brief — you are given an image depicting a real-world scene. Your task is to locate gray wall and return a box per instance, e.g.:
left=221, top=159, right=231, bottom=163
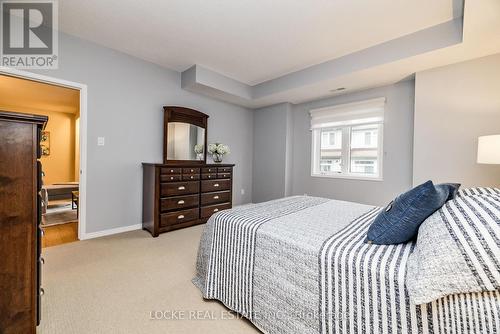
left=32, top=33, right=253, bottom=234
left=251, top=81, right=415, bottom=206
left=414, top=53, right=500, bottom=187
left=252, top=103, right=292, bottom=202
left=28, top=33, right=500, bottom=235
left=290, top=81, right=415, bottom=206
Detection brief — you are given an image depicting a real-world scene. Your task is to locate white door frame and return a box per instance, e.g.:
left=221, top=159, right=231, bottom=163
left=0, top=67, right=88, bottom=240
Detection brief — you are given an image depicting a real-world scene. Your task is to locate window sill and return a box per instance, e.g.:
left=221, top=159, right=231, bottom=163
left=311, top=173, right=383, bottom=182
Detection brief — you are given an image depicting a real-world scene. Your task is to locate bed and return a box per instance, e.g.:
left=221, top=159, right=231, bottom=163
left=194, top=193, right=500, bottom=334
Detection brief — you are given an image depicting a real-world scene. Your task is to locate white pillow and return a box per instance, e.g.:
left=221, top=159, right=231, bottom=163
left=406, top=192, right=500, bottom=304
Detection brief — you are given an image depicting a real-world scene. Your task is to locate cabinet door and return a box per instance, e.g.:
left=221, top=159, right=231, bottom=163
left=0, top=121, right=37, bottom=333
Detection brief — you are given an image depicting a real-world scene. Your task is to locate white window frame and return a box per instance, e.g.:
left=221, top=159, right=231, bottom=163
left=310, top=98, right=385, bottom=181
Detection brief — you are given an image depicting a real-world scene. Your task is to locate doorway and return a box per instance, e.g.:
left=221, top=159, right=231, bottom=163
left=0, top=68, right=88, bottom=244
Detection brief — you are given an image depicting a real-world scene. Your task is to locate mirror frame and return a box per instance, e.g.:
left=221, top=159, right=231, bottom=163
left=163, top=106, right=209, bottom=164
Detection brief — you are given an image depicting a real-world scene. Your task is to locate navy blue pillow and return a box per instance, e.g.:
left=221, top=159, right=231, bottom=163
left=365, top=181, right=460, bottom=245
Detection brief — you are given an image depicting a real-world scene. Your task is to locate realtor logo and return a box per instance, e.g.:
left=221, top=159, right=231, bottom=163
left=1, top=0, right=58, bottom=68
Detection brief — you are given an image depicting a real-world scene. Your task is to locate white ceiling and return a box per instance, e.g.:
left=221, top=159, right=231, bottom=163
left=59, top=0, right=455, bottom=85
left=58, top=0, right=500, bottom=108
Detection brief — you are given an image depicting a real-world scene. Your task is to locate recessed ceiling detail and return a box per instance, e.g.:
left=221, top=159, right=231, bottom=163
left=59, top=0, right=457, bottom=84
left=182, top=15, right=464, bottom=108
left=57, top=0, right=500, bottom=108
left=182, top=0, right=500, bottom=108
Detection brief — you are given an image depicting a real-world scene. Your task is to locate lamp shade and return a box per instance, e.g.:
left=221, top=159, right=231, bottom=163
left=477, top=135, right=500, bottom=164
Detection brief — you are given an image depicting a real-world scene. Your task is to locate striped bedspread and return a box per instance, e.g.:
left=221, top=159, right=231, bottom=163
left=320, top=206, right=500, bottom=334
left=194, top=196, right=500, bottom=334
left=194, top=196, right=330, bottom=319
left=458, top=187, right=500, bottom=197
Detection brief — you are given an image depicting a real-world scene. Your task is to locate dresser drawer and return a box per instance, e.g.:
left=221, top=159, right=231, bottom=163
left=160, top=174, right=182, bottom=182
left=201, top=179, right=231, bottom=193
left=37, top=226, right=43, bottom=258
left=202, top=167, right=217, bottom=173
left=37, top=161, right=43, bottom=191
left=37, top=127, right=43, bottom=159
left=217, top=172, right=231, bottom=179
left=37, top=194, right=42, bottom=226
left=161, top=181, right=200, bottom=197
left=182, top=167, right=200, bottom=174
left=182, top=174, right=200, bottom=181
left=160, top=194, right=199, bottom=212
left=201, top=203, right=231, bottom=219
left=160, top=208, right=199, bottom=227
left=217, top=167, right=232, bottom=173
left=161, top=167, right=182, bottom=175
left=201, top=173, right=217, bottom=180
left=201, top=191, right=231, bottom=205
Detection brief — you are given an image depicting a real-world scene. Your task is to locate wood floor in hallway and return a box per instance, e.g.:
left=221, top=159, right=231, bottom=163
left=42, top=222, right=79, bottom=248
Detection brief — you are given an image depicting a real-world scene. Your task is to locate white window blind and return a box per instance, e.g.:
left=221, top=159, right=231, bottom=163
left=310, top=97, right=385, bottom=129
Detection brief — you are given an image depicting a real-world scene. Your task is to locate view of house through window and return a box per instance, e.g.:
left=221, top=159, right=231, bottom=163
left=311, top=98, right=385, bottom=179
left=350, top=124, right=379, bottom=175
left=319, top=129, right=342, bottom=173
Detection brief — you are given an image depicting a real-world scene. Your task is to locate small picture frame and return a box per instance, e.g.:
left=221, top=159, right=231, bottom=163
left=40, top=131, right=50, bottom=156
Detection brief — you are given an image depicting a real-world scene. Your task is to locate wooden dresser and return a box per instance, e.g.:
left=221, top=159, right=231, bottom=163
left=142, top=106, right=235, bottom=237
left=142, top=163, right=234, bottom=237
left=0, top=111, right=47, bottom=333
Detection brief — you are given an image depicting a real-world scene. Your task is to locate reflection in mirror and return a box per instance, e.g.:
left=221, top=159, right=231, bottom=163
left=167, top=122, right=205, bottom=161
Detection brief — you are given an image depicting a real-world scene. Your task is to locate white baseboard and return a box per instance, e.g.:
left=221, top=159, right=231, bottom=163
left=80, top=224, right=142, bottom=240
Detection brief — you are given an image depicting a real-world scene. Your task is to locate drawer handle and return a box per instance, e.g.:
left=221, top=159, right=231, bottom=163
left=208, top=175, right=211, bottom=178
left=190, top=176, right=194, bottom=179
left=214, top=183, right=220, bottom=187
left=170, top=169, right=174, bottom=173
left=213, top=195, right=219, bottom=199
left=178, top=215, right=185, bottom=219
left=40, top=257, right=45, bottom=265
left=40, top=288, right=45, bottom=296
left=178, top=186, right=186, bottom=190
left=178, top=200, right=185, bottom=204
left=190, top=169, right=194, bottom=172
left=170, top=176, right=174, bottom=180
left=213, top=208, right=219, bottom=212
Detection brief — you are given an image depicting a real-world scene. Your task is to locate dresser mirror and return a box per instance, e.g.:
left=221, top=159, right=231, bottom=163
left=163, top=106, right=209, bottom=164
left=166, top=123, right=205, bottom=161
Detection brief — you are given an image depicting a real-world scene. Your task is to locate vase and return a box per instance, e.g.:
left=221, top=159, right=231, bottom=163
left=212, top=153, right=223, bottom=163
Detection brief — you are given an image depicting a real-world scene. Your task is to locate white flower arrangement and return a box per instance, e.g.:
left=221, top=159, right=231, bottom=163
left=194, top=144, right=204, bottom=154
left=208, top=143, right=230, bottom=155
left=208, top=143, right=230, bottom=162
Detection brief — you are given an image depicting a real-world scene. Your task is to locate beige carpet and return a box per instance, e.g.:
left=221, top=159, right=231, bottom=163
left=39, top=226, right=261, bottom=334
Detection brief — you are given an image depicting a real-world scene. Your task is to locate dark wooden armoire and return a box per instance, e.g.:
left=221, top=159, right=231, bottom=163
left=0, top=111, right=47, bottom=333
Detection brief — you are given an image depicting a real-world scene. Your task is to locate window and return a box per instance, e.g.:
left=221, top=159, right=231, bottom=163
left=310, top=98, right=384, bottom=180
